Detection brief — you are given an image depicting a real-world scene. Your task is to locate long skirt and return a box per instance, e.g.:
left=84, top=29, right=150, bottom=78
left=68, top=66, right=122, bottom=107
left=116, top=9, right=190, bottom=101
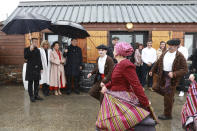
left=181, top=81, right=197, bottom=131
left=96, top=91, right=156, bottom=131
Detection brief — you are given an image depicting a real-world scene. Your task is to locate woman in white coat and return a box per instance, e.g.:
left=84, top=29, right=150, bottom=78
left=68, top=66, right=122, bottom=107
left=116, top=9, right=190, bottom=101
left=39, top=40, right=51, bottom=96
left=50, top=41, right=66, bottom=95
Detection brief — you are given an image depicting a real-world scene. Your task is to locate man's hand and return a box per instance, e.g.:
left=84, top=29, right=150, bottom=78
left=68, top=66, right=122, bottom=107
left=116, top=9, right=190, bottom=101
left=87, top=73, right=92, bottom=78
left=64, top=49, right=68, bottom=53
left=40, top=70, right=43, bottom=73
left=149, top=72, right=153, bottom=76
left=168, top=72, right=173, bottom=78
left=80, top=66, right=82, bottom=70
left=30, top=45, right=34, bottom=51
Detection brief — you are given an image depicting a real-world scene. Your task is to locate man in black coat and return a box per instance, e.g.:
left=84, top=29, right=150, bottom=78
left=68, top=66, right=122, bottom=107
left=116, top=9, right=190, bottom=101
left=63, top=38, right=83, bottom=95
left=107, top=36, right=119, bottom=63
left=24, top=38, right=43, bottom=102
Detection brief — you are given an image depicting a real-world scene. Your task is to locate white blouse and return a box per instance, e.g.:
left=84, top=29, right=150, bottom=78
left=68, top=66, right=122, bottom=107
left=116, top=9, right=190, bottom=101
left=98, top=55, right=107, bottom=74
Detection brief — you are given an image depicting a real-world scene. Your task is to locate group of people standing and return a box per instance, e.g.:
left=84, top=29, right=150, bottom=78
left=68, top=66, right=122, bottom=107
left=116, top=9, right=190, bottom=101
left=87, top=37, right=196, bottom=130
left=24, top=35, right=197, bottom=130
left=24, top=38, right=82, bottom=102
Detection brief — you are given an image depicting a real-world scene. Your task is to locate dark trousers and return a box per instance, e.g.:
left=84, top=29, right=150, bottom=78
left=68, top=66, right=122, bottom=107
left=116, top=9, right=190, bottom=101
left=163, top=72, right=176, bottom=117
left=177, top=75, right=186, bottom=91
left=141, top=63, right=153, bottom=87
left=88, top=81, right=104, bottom=105
left=136, top=65, right=143, bottom=85
left=66, top=75, right=80, bottom=91
left=28, top=80, right=39, bottom=98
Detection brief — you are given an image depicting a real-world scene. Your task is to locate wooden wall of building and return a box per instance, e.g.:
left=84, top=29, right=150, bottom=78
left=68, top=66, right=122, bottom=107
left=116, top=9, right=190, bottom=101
left=1, top=23, right=197, bottom=64
left=0, top=25, right=25, bottom=65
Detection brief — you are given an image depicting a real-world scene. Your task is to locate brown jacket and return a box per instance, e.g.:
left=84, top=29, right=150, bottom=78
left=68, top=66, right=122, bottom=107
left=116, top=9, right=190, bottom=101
left=91, top=56, right=114, bottom=84
left=151, top=50, right=188, bottom=87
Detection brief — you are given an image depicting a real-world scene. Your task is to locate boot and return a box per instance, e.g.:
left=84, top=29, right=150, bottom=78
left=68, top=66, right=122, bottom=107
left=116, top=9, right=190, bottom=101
left=30, top=96, right=36, bottom=102
left=74, top=88, right=80, bottom=94
left=35, top=96, right=43, bottom=100
left=45, top=85, right=50, bottom=96
left=42, top=84, right=46, bottom=96
left=158, top=114, right=172, bottom=120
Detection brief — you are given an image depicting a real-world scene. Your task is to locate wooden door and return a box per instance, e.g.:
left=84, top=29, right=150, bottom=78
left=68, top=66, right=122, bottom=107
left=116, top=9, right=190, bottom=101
left=152, top=31, right=172, bottom=49
left=87, top=31, right=108, bottom=63
left=172, top=32, right=184, bottom=46
left=77, top=38, right=87, bottom=63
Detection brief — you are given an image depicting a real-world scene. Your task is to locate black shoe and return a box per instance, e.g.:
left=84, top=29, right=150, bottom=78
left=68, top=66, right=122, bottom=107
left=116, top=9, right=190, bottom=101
left=158, top=114, right=172, bottom=120
left=66, top=90, right=71, bottom=95
left=74, top=89, right=80, bottom=94
left=30, top=97, right=36, bottom=102
left=35, top=96, right=43, bottom=100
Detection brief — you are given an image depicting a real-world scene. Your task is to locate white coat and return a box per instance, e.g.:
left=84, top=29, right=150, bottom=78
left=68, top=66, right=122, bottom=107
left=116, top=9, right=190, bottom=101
left=39, top=48, right=51, bottom=85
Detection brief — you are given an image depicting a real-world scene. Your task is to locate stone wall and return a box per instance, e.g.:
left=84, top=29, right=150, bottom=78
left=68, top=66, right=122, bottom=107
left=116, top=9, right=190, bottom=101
left=0, top=63, right=95, bottom=92
left=0, top=65, right=23, bottom=85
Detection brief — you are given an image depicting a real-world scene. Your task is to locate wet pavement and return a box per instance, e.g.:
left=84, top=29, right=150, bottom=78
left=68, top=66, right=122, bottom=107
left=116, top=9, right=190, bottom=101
left=0, top=84, right=186, bottom=131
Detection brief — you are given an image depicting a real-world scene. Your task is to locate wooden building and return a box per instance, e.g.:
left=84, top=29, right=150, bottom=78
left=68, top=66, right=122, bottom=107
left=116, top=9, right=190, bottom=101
left=0, top=0, right=197, bottom=83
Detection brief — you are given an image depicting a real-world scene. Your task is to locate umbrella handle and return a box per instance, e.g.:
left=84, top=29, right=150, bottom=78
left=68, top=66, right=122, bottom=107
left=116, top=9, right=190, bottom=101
left=29, top=32, right=32, bottom=44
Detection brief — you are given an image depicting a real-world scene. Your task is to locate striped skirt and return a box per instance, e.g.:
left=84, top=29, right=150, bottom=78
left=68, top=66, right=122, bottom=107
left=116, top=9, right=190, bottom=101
left=96, top=91, right=150, bottom=131
left=181, top=81, right=197, bottom=130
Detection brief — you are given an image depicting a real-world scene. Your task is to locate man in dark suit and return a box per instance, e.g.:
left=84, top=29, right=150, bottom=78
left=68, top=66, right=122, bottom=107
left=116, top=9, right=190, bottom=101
left=87, top=44, right=114, bottom=104
left=24, top=38, right=43, bottom=102
left=63, top=38, right=83, bottom=95
left=107, top=37, right=119, bottom=63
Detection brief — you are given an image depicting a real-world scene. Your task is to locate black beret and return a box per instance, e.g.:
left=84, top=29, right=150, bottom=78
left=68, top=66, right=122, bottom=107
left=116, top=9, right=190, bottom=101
left=96, top=44, right=108, bottom=50
left=167, top=39, right=180, bottom=45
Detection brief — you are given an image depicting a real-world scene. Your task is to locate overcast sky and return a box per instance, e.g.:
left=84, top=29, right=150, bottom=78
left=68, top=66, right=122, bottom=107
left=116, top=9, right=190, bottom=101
left=0, top=0, right=47, bottom=21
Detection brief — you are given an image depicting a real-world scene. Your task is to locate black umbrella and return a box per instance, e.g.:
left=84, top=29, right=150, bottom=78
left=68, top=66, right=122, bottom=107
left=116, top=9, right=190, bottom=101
left=1, top=12, right=51, bottom=34
left=49, top=20, right=90, bottom=38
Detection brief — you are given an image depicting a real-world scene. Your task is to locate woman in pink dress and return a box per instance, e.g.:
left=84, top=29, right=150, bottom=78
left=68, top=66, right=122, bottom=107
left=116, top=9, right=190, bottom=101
left=96, top=42, right=156, bottom=131
left=49, top=41, right=66, bottom=95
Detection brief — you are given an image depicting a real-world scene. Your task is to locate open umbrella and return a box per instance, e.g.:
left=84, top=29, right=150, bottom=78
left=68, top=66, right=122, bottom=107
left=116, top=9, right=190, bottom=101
left=49, top=20, right=90, bottom=38
left=1, top=12, right=51, bottom=34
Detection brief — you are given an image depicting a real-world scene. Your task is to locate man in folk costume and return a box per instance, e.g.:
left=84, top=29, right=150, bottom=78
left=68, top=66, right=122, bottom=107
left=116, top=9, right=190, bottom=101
left=150, top=39, right=188, bottom=120
left=24, top=38, right=43, bottom=102
left=87, top=44, right=114, bottom=104
left=39, top=40, right=51, bottom=96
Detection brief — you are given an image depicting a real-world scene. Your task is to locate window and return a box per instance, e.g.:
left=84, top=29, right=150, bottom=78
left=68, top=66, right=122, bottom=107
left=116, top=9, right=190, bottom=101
left=44, top=33, right=71, bottom=51
left=184, top=33, right=197, bottom=57
left=110, top=31, right=148, bottom=49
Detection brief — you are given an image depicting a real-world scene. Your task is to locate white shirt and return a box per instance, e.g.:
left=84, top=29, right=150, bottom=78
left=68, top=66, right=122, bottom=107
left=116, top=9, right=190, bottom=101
left=141, top=47, right=157, bottom=64
left=163, top=51, right=176, bottom=72
left=98, top=55, right=107, bottom=74
left=178, top=46, right=188, bottom=60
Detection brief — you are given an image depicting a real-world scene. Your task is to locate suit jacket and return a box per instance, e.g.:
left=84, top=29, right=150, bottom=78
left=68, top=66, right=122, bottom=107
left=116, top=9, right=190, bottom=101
left=151, top=50, right=188, bottom=87
left=91, top=56, right=114, bottom=84
left=63, top=45, right=82, bottom=76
